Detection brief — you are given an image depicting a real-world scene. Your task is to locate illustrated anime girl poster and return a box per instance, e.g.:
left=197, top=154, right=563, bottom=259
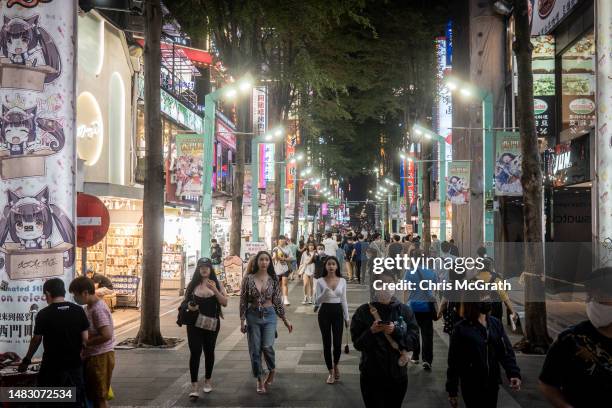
left=495, top=132, right=523, bottom=196
left=447, top=162, right=470, bottom=205
left=0, top=1, right=76, bottom=355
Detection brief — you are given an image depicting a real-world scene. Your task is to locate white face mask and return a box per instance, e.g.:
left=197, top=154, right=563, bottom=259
left=586, top=301, right=612, bottom=328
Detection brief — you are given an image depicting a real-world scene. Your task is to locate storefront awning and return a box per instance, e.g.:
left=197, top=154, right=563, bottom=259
left=135, top=39, right=213, bottom=67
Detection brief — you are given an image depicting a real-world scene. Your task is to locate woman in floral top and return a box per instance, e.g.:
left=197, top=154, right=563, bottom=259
left=240, top=251, right=293, bottom=394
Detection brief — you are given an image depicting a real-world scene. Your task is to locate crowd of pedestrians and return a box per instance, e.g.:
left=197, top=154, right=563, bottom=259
left=9, top=229, right=611, bottom=408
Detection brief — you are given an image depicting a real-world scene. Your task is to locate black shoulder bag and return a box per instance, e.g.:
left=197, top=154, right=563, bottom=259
left=176, top=293, right=199, bottom=327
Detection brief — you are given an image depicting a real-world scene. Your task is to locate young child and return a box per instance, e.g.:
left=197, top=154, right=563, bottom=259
left=70, top=276, right=115, bottom=408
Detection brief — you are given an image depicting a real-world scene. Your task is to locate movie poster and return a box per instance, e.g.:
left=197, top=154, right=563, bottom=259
left=0, top=1, right=76, bottom=355
left=446, top=162, right=470, bottom=205
left=495, top=132, right=523, bottom=196
left=174, top=134, right=204, bottom=198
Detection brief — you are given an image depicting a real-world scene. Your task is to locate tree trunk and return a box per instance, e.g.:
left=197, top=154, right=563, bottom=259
left=229, top=103, right=249, bottom=256
left=135, top=0, right=164, bottom=346
left=512, top=0, right=551, bottom=354
left=421, top=143, right=432, bottom=254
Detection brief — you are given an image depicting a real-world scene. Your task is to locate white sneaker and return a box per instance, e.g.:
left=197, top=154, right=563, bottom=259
left=302, top=296, right=308, bottom=305
left=307, top=297, right=313, bottom=304
left=283, top=296, right=291, bottom=305
left=189, top=383, right=199, bottom=399
left=203, top=381, right=213, bottom=393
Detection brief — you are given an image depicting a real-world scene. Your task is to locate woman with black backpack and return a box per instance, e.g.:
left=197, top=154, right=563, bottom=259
left=178, top=258, right=228, bottom=401
left=446, top=299, right=522, bottom=408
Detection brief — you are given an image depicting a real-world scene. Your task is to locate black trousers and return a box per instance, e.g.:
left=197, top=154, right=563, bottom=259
left=360, top=375, right=408, bottom=408
left=317, top=303, right=344, bottom=370
left=461, top=384, right=499, bottom=408
left=355, top=261, right=362, bottom=283
left=414, top=311, right=434, bottom=364
left=38, top=365, right=86, bottom=407
left=187, top=324, right=219, bottom=382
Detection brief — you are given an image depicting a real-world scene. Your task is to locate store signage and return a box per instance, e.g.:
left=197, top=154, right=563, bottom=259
left=260, top=143, right=275, bottom=186
left=547, top=134, right=590, bottom=187
left=531, top=36, right=556, bottom=142
left=0, top=1, right=76, bottom=355
left=222, top=256, right=243, bottom=295
left=76, top=92, right=104, bottom=166
left=215, top=113, right=236, bottom=150
left=435, top=38, right=453, bottom=170
left=530, top=0, right=580, bottom=35
left=447, top=161, right=470, bottom=205
left=569, top=98, right=595, bottom=115
left=137, top=75, right=203, bottom=133
left=495, top=132, right=523, bottom=196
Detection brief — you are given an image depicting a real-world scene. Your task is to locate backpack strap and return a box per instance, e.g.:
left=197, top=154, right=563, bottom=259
left=368, top=303, right=400, bottom=352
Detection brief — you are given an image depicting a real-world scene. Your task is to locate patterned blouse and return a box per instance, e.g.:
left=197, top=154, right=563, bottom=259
left=239, top=274, right=286, bottom=321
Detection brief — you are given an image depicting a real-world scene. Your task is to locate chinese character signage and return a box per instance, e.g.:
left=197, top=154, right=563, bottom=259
left=530, top=0, right=580, bottom=36
left=0, top=0, right=77, bottom=355
left=561, top=32, right=595, bottom=138
left=532, top=36, right=556, bottom=144
left=447, top=162, right=470, bottom=205
left=495, top=132, right=523, bottom=196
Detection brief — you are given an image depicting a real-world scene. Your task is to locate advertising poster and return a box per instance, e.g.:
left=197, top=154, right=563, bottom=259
left=495, top=132, right=523, bottom=196
left=174, top=134, right=204, bottom=198
left=446, top=162, right=470, bottom=205
left=222, top=255, right=243, bottom=296
left=0, top=1, right=76, bottom=355
left=532, top=36, right=556, bottom=144
left=561, top=33, right=596, bottom=136
left=530, top=0, right=580, bottom=36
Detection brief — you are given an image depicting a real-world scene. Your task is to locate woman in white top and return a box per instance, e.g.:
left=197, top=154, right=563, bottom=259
left=314, top=256, right=349, bottom=384
left=298, top=242, right=317, bottom=304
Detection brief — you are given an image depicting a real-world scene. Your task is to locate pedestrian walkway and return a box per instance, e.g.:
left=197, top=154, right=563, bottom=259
left=110, top=280, right=552, bottom=407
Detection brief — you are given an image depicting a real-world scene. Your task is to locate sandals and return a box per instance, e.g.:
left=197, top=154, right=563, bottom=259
left=256, top=380, right=267, bottom=394
left=265, top=370, right=275, bottom=386
left=334, top=366, right=340, bottom=380
left=326, top=374, right=335, bottom=384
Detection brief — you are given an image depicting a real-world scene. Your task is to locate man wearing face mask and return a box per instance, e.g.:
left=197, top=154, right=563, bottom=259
left=351, top=272, right=420, bottom=408
left=539, top=267, right=612, bottom=408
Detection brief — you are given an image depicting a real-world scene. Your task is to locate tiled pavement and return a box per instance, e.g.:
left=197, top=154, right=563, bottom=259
left=110, top=281, right=555, bottom=407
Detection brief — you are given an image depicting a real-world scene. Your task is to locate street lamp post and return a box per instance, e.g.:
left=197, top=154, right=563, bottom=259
left=446, top=77, right=494, bottom=256
left=201, top=76, right=253, bottom=258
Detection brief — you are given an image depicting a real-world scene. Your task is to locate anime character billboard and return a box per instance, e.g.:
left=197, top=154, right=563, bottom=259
left=447, top=162, right=470, bottom=205
left=495, top=132, right=523, bottom=196
left=0, top=2, right=76, bottom=355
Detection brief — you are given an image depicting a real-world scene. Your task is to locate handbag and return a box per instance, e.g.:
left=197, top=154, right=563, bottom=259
left=176, top=296, right=199, bottom=327
left=195, top=313, right=219, bottom=332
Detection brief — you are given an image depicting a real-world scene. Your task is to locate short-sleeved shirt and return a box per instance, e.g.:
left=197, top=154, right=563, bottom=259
left=84, top=300, right=115, bottom=357
left=539, top=320, right=612, bottom=408
left=403, top=268, right=438, bottom=313
left=34, top=302, right=89, bottom=369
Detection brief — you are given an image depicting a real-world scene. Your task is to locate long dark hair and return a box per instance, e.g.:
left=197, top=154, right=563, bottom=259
left=322, top=256, right=342, bottom=278
left=247, top=251, right=277, bottom=279
left=186, top=258, right=221, bottom=296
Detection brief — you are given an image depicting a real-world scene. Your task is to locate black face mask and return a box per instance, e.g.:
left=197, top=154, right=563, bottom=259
left=478, top=302, right=492, bottom=314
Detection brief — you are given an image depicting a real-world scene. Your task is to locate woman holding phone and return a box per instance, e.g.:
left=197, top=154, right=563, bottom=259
left=314, top=256, right=349, bottom=384
left=184, top=258, right=228, bottom=400
left=239, top=251, right=293, bottom=394
left=299, top=242, right=317, bottom=304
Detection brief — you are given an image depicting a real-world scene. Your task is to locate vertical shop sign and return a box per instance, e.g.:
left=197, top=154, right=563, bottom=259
left=435, top=37, right=453, bottom=180
left=286, top=120, right=298, bottom=190
left=0, top=1, right=76, bottom=355
left=532, top=36, right=556, bottom=144
left=494, top=132, right=522, bottom=196
left=174, top=134, right=204, bottom=198
left=597, top=0, right=612, bottom=266
left=252, top=86, right=273, bottom=188
left=447, top=162, right=470, bottom=205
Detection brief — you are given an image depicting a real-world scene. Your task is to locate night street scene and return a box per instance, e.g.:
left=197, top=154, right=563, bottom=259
left=0, top=0, right=611, bottom=407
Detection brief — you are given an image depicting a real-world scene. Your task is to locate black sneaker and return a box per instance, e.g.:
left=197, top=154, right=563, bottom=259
left=422, top=362, right=432, bottom=370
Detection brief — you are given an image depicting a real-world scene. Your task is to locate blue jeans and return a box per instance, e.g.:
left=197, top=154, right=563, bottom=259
left=246, top=306, right=277, bottom=379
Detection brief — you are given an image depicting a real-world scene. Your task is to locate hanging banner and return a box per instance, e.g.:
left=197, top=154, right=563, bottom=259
left=446, top=162, right=470, bottom=205
left=174, top=134, right=204, bottom=198
left=495, top=132, right=523, bottom=196
left=0, top=1, right=77, bottom=355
